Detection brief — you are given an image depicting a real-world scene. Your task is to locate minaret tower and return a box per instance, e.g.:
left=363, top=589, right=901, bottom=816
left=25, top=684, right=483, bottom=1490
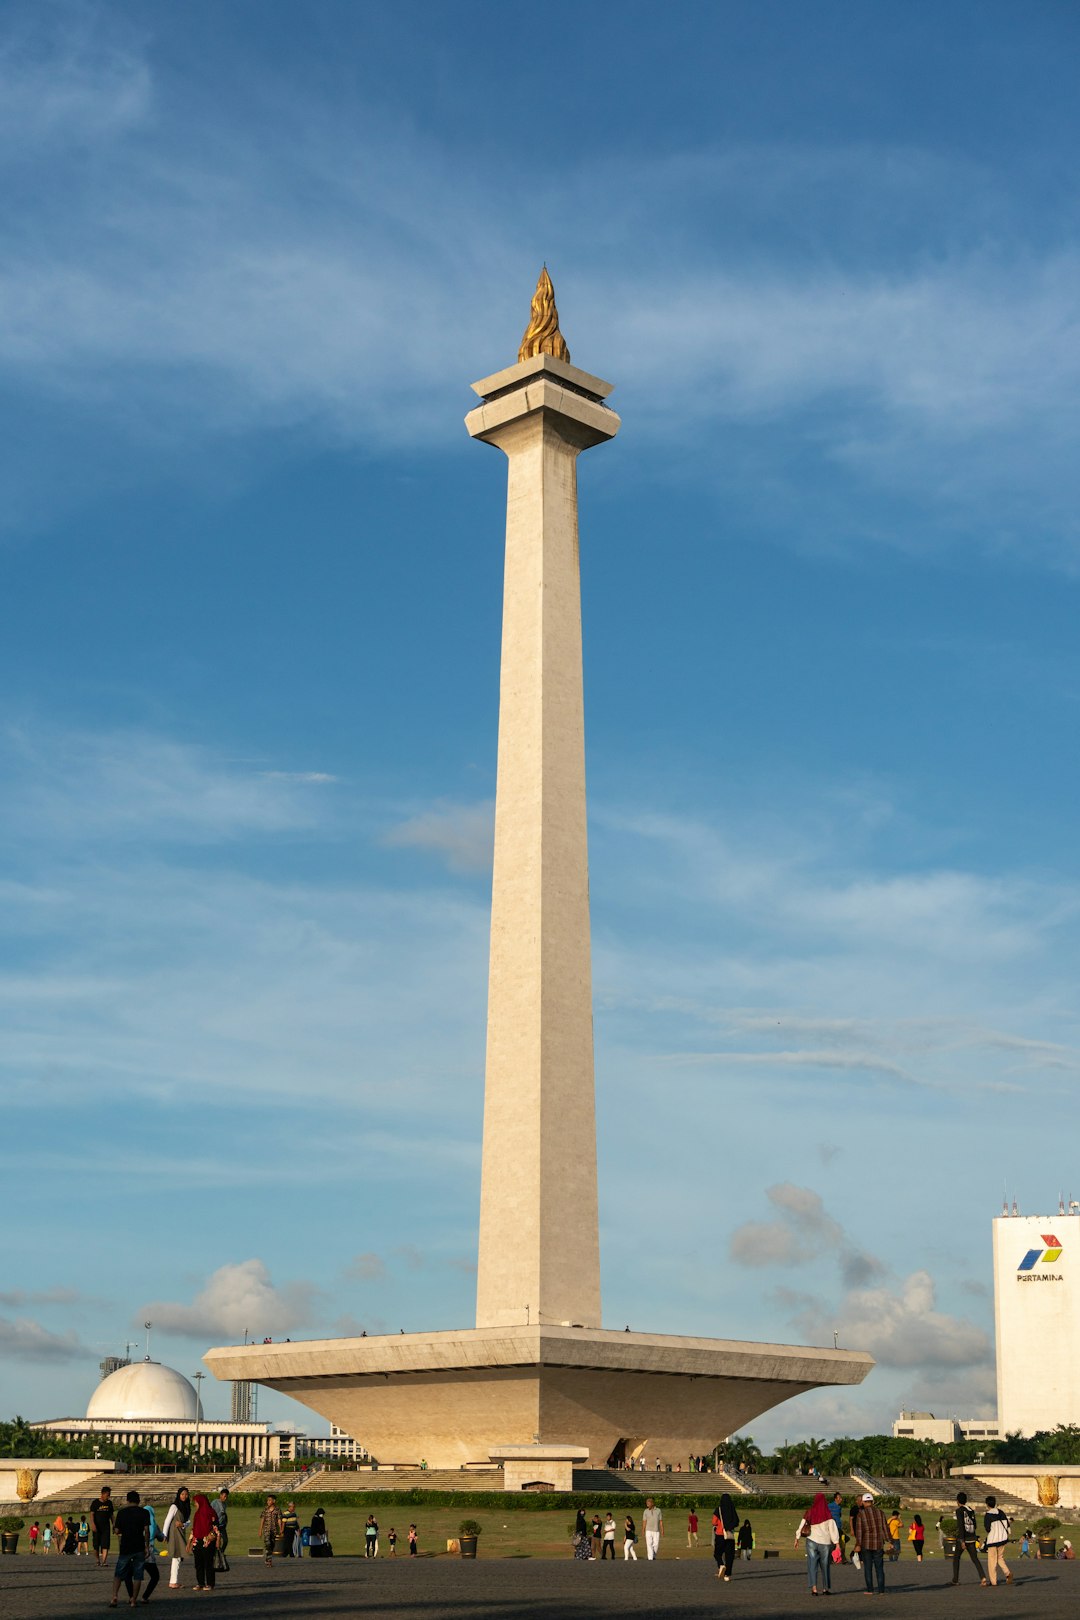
left=466, top=270, right=620, bottom=1330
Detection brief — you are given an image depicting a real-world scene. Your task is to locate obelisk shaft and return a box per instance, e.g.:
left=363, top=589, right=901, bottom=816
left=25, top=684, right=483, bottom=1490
left=466, top=354, right=619, bottom=1331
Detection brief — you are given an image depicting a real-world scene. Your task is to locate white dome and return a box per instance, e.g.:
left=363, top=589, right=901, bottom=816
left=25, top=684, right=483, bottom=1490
left=87, top=1360, right=199, bottom=1422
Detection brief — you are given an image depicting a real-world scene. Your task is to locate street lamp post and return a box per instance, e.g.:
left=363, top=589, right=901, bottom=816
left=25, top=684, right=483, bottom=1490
left=193, top=1372, right=205, bottom=1466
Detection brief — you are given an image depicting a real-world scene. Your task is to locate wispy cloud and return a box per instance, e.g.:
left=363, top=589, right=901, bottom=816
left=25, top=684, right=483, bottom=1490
left=1, top=16, right=1077, bottom=561
left=383, top=800, right=494, bottom=875
left=0, top=1314, right=91, bottom=1362
left=140, top=1260, right=318, bottom=1343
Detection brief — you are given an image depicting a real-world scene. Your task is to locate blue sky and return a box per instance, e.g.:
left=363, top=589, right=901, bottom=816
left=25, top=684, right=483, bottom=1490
left=3, top=0, right=1079, bottom=1447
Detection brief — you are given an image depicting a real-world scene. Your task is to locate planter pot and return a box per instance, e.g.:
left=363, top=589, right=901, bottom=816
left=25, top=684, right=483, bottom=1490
left=1037, top=1538, right=1056, bottom=1559
left=942, top=1537, right=958, bottom=1557
left=1, top=1533, right=20, bottom=1555
left=459, top=1536, right=478, bottom=1559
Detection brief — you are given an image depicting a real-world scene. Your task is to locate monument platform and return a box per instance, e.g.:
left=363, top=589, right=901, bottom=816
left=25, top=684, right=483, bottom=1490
left=204, top=1325, right=871, bottom=1472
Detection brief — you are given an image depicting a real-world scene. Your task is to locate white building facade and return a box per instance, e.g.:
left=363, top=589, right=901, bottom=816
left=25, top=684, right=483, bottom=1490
left=994, top=1206, right=1080, bottom=1436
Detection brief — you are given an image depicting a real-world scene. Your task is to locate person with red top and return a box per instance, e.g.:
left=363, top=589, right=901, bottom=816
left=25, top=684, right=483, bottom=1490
left=909, top=1513, right=925, bottom=1562
left=687, top=1508, right=699, bottom=1547
left=188, top=1493, right=221, bottom=1592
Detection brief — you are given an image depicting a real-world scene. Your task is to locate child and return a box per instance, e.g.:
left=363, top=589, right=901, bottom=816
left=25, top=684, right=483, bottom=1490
left=42, top=1522, right=52, bottom=1554
left=29, top=1521, right=39, bottom=1554
left=387, top=1527, right=397, bottom=1557
left=1020, top=1530, right=1031, bottom=1558
left=77, top=1516, right=90, bottom=1556
left=408, top=1524, right=418, bottom=1556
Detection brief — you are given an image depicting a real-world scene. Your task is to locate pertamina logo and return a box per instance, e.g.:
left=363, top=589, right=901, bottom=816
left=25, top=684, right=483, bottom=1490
left=1017, top=1234, right=1064, bottom=1282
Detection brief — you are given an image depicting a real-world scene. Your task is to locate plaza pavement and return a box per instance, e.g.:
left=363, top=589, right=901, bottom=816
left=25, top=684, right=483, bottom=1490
left=1, top=1555, right=1076, bottom=1619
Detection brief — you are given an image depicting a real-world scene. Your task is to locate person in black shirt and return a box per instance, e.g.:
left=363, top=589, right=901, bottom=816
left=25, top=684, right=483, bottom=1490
left=110, top=1490, right=150, bottom=1608
left=90, top=1486, right=115, bottom=1568
left=952, top=1492, right=988, bottom=1587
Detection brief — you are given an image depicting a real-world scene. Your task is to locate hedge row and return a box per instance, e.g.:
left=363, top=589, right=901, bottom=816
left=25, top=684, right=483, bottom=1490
left=221, top=1488, right=899, bottom=1514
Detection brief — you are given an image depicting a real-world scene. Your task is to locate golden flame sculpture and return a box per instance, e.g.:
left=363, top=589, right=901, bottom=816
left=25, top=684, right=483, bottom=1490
left=16, top=1468, right=39, bottom=1502
left=1036, top=1475, right=1060, bottom=1507
left=517, top=267, right=570, bottom=365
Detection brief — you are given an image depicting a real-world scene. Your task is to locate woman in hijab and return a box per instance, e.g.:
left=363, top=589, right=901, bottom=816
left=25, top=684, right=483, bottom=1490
left=712, top=1494, right=739, bottom=1581
left=188, top=1494, right=221, bottom=1592
left=308, top=1507, right=330, bottom=1557
left=162, top=1486, right=191, bottom=1589
left=795, top=1491, right=840, bottom=1595
left=573, top=1508, right=592, bottom=1560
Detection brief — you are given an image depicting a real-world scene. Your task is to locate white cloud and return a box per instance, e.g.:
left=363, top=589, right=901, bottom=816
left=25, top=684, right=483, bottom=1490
left=0, top=1314, right=89, bottom=1362
left=796, top=1272, right=991, bottom=1370
left=383, top=801, right=494, bottom=875
left=345, top=1253, right=385, bottom=1283
left=1, top=722, right=337, bottom=844
left=0, top=20, right=1076, bottom=561
left=140, top=1260, right=317, bottom=1342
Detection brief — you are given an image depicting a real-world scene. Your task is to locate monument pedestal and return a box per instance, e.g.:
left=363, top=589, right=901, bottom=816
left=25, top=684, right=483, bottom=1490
left=204, top=1324, right=871, bottom=1471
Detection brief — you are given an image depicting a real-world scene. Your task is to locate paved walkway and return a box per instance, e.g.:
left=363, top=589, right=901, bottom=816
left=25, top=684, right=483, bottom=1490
left=1, top=1555, right=1075, bottom=1619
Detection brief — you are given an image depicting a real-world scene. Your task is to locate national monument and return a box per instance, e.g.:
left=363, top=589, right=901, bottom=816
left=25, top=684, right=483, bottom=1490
left=205, top=272, right=873, bottom=1477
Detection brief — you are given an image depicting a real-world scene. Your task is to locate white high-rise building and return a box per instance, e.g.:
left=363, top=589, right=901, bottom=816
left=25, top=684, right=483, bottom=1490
left=994, top=1202, right=1080, bottom=1436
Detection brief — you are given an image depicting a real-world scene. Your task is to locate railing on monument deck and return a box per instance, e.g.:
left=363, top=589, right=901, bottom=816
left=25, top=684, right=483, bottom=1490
left=220, top=1463, right=261, bottom=1489
left=851, top=1466, right=888, bottom=1497
left=278, top=1464, right=326, bottom=1491
left=715, top=1464, right=764, bottom=1496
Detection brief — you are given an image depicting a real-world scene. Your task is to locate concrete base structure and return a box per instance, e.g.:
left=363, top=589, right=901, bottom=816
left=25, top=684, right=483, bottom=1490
left=952, top=1462, right=1080, bottom=1511
left=204, top=1326, right=871, bottom=1471
left=0, top=1457, right=120, bottom=1506
left=489, top=1444, right=590, bottom=1492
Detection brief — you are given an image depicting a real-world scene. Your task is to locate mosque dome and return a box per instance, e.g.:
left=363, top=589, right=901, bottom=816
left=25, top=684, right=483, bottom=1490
left=86, top=1360, right=199, bottom=1422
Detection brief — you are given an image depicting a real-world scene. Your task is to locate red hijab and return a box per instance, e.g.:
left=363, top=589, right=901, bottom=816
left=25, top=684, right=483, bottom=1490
left=806, top=1492, right=833, bottom=1526
left=191, top=1494, right=216, bottom=1541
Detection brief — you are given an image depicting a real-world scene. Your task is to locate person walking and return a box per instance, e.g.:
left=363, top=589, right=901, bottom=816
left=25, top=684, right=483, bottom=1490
left=952, top=1492, right=988, bottom=1587
left=796, top=1491, right=840, bottom=1596
left=408, top=1523, right=418, bottom=1556
left=364, top=1514, right=379, bottom=1558
left=163, top=1486, right=191, bottom=1588
left=623, top=1513, right=638, bottom=1560
left=387, top=1527, right=398, bottom=1557
left=602, top=1513, right=617, bottom=1559
left=53, top=1512, right=66, bottom=1556
left=828, top=1492, right=846, bottom=1562
left=712, top=1494, right=739, bottom=1581
left=308, top=1507, right=330, bottom=1558
left=887, top=1507, right=902, bottom=1562
left=573, top=1509, right=592, bottom=1560
left=258, top=1494, right=282, bottom=1568
left=909, top=1513, right=925, bottom=1562
left=281, top=1501, right=300, bottom=1558
left=188, top=1493, right=221, bottom=1593
left=853, top=1492, right=889, bottom=1595
left=983, top=1496, right=1013, bottom=1587
left=687, top=1507, right=699, bottom=1548
left=141, top=1500, right=163, bottom=1603
left=590, top=1513, right=603, bottom=1558
left=737, top=1519, right=755, bottom=1561
left=642, top=1498, right=663, bottom=1560
left=89, top=1487, right=114, bottom=1567
left=42, top=1521, right=52, bottom=1555
left=109, top=1489, right=150, bottom=1610
left=213, top=1488, right=230, bottom=1572
left=76, top=1515, right=90, bottom=1556
left=28, top=1520, right=39, bottom=1554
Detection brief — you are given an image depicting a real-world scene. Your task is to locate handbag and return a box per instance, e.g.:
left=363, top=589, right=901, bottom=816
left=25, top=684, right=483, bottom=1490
left=831, top=1545, right=842, bottom=1563
left=851, top=1550, right=861, bottom=1570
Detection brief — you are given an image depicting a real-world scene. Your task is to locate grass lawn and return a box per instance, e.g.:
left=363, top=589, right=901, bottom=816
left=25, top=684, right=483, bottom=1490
left=15, top=1502, right=1080, bottom=1562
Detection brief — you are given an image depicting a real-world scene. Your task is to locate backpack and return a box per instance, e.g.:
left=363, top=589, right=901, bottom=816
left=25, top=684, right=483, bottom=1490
left=985, top=1511, right=1010, bottom=1546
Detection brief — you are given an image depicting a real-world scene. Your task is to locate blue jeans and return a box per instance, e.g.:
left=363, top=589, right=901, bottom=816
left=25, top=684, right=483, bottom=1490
left=862, top=1547, right=885, bottom=1592
left=807, top=1540, right=832, bottom=1590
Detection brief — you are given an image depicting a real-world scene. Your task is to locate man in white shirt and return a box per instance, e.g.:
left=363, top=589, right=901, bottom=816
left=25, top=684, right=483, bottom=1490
left=642, top=1499, right=663, bottom=1560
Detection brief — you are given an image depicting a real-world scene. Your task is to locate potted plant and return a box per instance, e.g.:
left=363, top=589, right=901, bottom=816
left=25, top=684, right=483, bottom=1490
left=0, top=1516, right=24, bottom=1554
left=1033, top=1516, right=1061, bottom=1558
left=939, top=1515, right=958, bottom=1558
left=458, top=1518, right=481, bottom=1559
